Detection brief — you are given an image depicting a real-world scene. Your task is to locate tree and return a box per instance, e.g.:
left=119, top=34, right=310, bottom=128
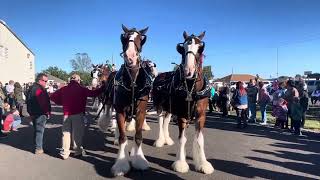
left=70, top=53, right=92, bottom=73
left=203, top=66, right=213, bottom=80
left=42, top=66, right=69, bottom=81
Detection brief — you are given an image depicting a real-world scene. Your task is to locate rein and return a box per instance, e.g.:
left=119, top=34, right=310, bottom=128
left=125, top=62, right=141, bottom=120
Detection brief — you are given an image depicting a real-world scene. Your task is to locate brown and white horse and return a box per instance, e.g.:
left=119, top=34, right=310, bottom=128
left=152, top=31, right=214, bottom=174
left=92, top=64, right=118, bottom=132
left=91, top=64, right=103, bottom=109
left=103, top=25, right=155, bottom=176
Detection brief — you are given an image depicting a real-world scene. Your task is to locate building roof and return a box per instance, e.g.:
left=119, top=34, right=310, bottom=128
left=0, top=19, right=35, bottom=55
left=47, top=74, right=66, bottom=84
left=214, top=74, right=260, bottom=83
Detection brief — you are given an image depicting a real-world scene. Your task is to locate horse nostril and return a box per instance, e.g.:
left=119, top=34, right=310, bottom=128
left=187, top=72, right=192, bottom=76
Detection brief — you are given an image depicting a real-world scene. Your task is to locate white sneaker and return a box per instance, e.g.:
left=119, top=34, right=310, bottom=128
left=260, top=122, right=267, bottom=125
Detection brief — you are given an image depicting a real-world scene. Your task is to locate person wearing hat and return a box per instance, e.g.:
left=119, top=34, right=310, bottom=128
left=50, top=73, right=105, bottom=159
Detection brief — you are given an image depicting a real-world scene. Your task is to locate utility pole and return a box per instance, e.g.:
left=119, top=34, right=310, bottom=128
left=277, top=48, right=279, bottom=78
left=112, top=53, right=114, bottom=64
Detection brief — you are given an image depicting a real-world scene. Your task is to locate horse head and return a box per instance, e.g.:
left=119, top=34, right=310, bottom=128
left=142, top=59, right=158, bottom=78
left=121, top=24, right=148, bottom=68
left=176, top=31, right=205, bottom=79
left=91, top=64, right=103, bottom=88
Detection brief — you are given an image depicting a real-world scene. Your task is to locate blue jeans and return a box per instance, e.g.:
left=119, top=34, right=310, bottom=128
left=0, top=107, right=3, bottom=132
left=260, top=104, right=267, bottom=123
left=12, top=115, right=21, bottom=129
left=32, top=115, right=47, bottom=150
left=248, top=101, right=256, bottom=121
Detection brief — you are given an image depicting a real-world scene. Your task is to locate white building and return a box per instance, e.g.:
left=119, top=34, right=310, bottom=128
left=0, top=19, right=35, bottom=84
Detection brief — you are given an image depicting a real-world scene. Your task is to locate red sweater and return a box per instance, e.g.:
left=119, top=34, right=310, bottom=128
left=50, top=81, right=104, bottom=115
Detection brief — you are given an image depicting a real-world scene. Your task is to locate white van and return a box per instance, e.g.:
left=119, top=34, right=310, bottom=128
left=306, top=80, right=320, bottom=94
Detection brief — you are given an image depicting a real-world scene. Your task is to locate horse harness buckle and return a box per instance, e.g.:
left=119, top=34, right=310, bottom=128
left=185, top=93, right=193, bottom=102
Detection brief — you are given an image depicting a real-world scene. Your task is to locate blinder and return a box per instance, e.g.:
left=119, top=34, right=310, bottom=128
left=198, top=41, right=205, bottom=54
left=120, top=31, right=146, bottom=53
left=176, top=43, right=184, bottom=55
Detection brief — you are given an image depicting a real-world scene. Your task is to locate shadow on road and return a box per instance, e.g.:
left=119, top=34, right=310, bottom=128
left=210, top=158, right=316, bottom=180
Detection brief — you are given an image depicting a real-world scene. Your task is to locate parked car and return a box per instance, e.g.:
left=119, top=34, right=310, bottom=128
left=306, top=80, right=320, bottom=94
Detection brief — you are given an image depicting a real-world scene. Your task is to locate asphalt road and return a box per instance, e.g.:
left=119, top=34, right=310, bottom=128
left=0, top=102, right=319, bottom=180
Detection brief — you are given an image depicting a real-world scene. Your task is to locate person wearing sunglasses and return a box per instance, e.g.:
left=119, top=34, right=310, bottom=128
left=26, top=73, right=51, bottom=154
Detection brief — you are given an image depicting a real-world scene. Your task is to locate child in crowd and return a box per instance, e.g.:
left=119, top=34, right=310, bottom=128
left=272, top=98, right=288, bottom=129
left=290, top=97, right=303, bottom=136
left=2, top=105, right=21, bottom=132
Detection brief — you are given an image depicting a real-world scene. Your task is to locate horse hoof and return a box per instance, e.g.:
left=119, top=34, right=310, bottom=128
left=196, top=161, right=214, bottom=174
left=165, top=137, right=174, bottom=146
left=172, top=160, right=189, bottom=173
left=130, top=155, right=149, bottom=171
left=111, top=158, right=131, bottom=176
left=153, top=138, right=165, bottom=147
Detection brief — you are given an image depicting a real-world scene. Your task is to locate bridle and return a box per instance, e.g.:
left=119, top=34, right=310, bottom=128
left=116, top=30, right=148, bottom=121
left=176, top=35, right=205, bottom=80
left=175, top=35, right=206, bottom=123
left=120, top=31, right=147, bottom=59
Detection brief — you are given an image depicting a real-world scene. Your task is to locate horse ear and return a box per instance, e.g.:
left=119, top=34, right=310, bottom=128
left=141, top=35, right=147, bottom=46
left=139, top=27, right=149, bottom=35
left=122, top=24, right=129, bottom=33
left=198, top=31, right=206, bottom=40
left=92, top=64, right=95, bottom=68
left=183, top=31, right=188, bottom=40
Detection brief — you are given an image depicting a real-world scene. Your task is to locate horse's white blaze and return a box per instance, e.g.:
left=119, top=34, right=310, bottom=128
left=125, top=32, right=139, bottom=66
left=193, top=131, right=214, bottom=174
left=91, top=70, right=99, bottom=88
left=91, top=78, right=98, bottom=88
left=172, top=129, right=189, bottom=173
left=111, top=140, right=130, bottom=176
left=184, top=39, right=199, bottom=79
left=148, top=62, right=158, bottom=77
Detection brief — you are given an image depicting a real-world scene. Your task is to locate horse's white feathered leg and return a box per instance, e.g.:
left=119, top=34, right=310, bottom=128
left=154, top=112, right=165, bottom=147
left=163, top=113, right=174, bottom=145
left=193, top=130, right=214, bottom=174
left=172, top=129, right=189, bottom=173
left=111, top=140, right=130, bottom=176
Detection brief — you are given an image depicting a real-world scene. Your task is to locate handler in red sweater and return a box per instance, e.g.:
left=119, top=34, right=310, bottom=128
left=50, top=74, right=105, bottom=159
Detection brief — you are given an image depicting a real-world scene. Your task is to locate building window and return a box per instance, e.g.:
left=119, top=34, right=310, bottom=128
left=27, top=53, right=30, bottom=59
left=4, top=47, right=8, bottom=58
left=29, top=61, right=33, bottom=69
left=0, top=45, right=3, bottom=58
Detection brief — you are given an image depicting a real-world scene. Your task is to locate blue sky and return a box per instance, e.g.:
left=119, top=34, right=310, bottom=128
left=1, top=0, right=320, bottom=79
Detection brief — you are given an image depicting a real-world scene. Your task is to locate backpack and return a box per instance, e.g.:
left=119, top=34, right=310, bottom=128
left=25, top=85, right=34, bottom=113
